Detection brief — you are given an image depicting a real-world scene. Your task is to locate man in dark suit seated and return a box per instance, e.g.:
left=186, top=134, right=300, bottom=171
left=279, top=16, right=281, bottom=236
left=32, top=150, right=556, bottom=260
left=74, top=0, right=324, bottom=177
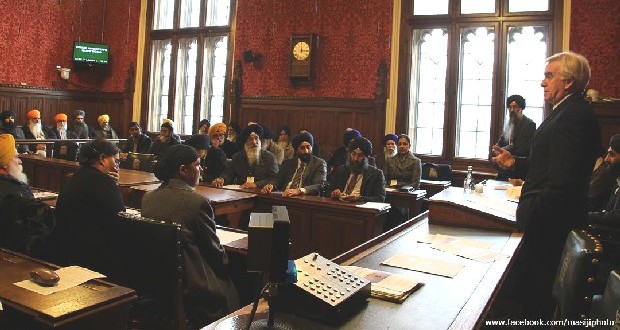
left=374, top=134, right=397, bottom=173
left=588, top=134, right=620, bottom=211
left=330, top=137, right=386, bottom=203
left=141, top=144, right=239, bottom=327
left=212, top=123, right=278, bottom=190
left=494, top=94, right=536, bottom=180
left=48, top=113, right=76, bottom=140
left=21, top=109, right=52, bottom=156
left=0, top=110, right=27, bottom=153
left=120, top=121, right=152, bottom=155
left=491, top=51, right=601, bottom=319
left=261, top=131, right=326, bottom=196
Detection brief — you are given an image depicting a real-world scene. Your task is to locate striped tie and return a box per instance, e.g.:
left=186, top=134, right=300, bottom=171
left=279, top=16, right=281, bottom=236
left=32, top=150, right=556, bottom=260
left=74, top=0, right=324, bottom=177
left=289, top=163, right=306, bottom=189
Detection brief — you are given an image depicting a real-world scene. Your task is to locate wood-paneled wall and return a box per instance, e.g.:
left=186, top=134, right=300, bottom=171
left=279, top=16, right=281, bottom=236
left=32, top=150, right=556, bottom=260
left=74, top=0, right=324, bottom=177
left=0, top=85, right=132, bottom=137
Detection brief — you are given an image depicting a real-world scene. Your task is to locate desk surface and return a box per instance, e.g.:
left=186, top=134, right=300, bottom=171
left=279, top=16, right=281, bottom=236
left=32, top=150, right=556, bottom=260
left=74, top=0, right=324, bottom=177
left=132, top=183, right=256, bottom=204
left=0, top=248, right=136, bottom=328
left=207, top=215, right=522, bottom=330
left=428, top=185, right=518, bottom=231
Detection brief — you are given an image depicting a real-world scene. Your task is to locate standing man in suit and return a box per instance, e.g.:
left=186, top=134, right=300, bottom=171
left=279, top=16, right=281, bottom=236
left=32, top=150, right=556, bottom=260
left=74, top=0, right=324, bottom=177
left=494, top=95, right=537, bottom=180
left=331, top=137, right=386, bottom=203
left=492, top=51, right=601, bottom=319
left=261, top=132, right=326, bottom=196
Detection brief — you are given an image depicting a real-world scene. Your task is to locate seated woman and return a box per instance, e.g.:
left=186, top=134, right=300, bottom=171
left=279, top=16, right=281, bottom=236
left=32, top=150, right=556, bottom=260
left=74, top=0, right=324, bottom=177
left=50, top=139, right=125, bottom=276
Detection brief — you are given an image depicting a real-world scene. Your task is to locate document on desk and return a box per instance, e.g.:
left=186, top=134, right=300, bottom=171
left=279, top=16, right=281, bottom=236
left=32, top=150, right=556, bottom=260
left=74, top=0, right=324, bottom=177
left=381, top=254, right=464, bottom=278
left=356, top=202, right=391, bottom=211
left=223, top=185, right=242, bottom=190
left=14, top=266, right=105, bottom=295
left=217, top=230, right=247, bottom=245
left=419, top=234, right=493, bottom=250
left=465, top=194, right=517, bottom=217
left=431, top=242, right=508, bottom=263
left=343, top=265, right=422, bottom=303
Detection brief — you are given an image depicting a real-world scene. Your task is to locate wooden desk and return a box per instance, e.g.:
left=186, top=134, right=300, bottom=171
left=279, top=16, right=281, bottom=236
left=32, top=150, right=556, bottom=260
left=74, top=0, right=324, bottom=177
left=385, top=189, right=427, bottom=220
left=127, top=184, right=256, bottom=229
left=19, top=155, right=160, bottom=203
left=206, top=215, right=522, bottom=330
left=0, top=248, right=136, bottom=330
left=428, top=186, right=518, bottom=232
left=419, top=179, right=451, bottom=197
left=253, top=193, right=389, bottom=259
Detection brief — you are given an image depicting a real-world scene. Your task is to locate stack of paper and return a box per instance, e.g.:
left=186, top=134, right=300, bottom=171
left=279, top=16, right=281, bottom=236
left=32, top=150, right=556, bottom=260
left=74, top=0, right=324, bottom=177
left=343, top=265, right=422, bottom=303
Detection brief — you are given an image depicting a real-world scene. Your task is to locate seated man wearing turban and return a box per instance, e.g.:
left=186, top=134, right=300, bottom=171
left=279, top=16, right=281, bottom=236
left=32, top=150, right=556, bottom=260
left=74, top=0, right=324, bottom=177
left=0, top=134, right=33, bottom=199
left=212, top=123, right=278, bottom=189
left=21, top=109, right=51, bottom=156
left=330, top=137, right=386, bottom=203
left=0, top=110, right=27, bottom=153
left=375, top=134, right=398, bottom=173
left=49, top=113, right=76, bottom=140
left=71, top=110, right=94, bottom=139
left=142, top=144, right=239, bottom=327
left=262, top=132, right=326, bottom=197
left=93, top=114, right=119, bottom=139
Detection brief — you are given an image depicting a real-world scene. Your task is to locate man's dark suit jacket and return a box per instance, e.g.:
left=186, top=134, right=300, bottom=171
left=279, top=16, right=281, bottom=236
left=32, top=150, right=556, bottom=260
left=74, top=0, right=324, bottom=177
left=330, top=164, right=386, bottom=202
left=21, top=125, right=53, bottom=152
left=498, top=114, right=536, bottom=157
left=49, top=127, right=77, bottom=140
left=121, top=134, right=153, bottom=154
left=271, top=156, right=327, bottom=195
left=222, top=149, right=278, bottom=188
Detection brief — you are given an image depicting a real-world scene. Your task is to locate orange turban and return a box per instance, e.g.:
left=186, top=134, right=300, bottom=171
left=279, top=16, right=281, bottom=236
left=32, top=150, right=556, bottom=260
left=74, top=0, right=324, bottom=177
left=54, top=113, right=68, bottom=122
left=0, top=134, right=16, bottom=167
left=27, top=109, right=41, bottom=119
left=208, top=123, right=227, bottom=137
left=98, top=114, right=110, bottom=124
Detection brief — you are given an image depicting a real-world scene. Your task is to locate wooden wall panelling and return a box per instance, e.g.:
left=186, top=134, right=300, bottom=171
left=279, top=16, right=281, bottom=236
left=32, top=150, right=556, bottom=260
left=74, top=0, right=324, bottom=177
left=593, top=101, right=620, bottom=150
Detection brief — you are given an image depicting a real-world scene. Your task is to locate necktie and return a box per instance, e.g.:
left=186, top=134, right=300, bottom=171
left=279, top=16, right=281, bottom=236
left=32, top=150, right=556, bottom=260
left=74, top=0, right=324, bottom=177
left=289, top=163, right=306, bottom=189
left=344, top=173, right=359, bottom=195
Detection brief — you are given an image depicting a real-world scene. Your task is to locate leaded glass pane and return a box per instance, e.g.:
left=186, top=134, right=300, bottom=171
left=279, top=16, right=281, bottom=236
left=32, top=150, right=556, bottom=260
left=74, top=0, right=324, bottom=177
left=201, top=36, right=228, bottom=124
left=174, top=38, right=198, bottom=135
left=461, top=0, right=495, bottom=14
left=505, top=26, right=547, bottom=128
left=148, top=40, right=172, bottom=132
left=206, top=0, right=231, bottom=26
left=413, top=0, right=448, bottom=16
left=409, top=28, right=448, bottom=155
left=153, top=0, right=174, bottom=30
left=456, top=27, right=495, bottom=158
left=509, top=0, right=549, bottom=13
left=180, top=0, right=201, bottom=28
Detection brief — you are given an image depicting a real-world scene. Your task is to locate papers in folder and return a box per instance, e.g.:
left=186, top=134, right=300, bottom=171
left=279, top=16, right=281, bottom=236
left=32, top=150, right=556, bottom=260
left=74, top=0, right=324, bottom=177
left=356, top=202, right=391, bottom=211
left=14, top=266, right=105, bottom=295
left=343, top=265, right=422, bottom=303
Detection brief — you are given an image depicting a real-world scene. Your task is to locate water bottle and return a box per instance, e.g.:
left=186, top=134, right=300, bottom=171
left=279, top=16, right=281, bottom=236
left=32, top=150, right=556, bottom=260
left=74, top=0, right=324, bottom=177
left=464, top=165, right=474, bottom=193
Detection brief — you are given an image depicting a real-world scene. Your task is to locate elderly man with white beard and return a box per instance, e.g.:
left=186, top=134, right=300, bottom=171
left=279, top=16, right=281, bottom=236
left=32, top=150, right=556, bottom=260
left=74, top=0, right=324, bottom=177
left=212, top=123, right=278, bottom=190
left=94, top=114, right=119, bottom=139
left=49, top=113, right=75, bottom=140
left=21, top=109, right=50, bottom=157
left=0, top=134, right=33, bottom=199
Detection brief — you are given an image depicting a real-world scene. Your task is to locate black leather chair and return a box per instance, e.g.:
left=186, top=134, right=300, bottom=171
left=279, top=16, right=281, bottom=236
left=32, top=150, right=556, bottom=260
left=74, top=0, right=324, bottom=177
left=590, top=270, right=620, bottom=328
left=114, top=212, right=186, bottom=330
left=121, top=152, right=157, bottom=172
left=421, top=162, right=453, bottom=182
left=552, top=230, right=604, bottom=320
left=52, top=141, right=80, bottom=161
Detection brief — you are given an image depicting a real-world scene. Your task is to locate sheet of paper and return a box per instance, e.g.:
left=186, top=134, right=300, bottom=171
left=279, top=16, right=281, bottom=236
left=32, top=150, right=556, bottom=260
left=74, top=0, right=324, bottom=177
left=356, top=202, right=391, bottom=211
left=381, top=254, right=464, bottom=278
left=223, top=185, right=242, bottom=190
left=14, top=266, right=105, bottom=295
left=431, top=242, right=508, bottom=263
left=464, top=194, right=517, bottom=217
left=33, top=191, right=58, bottom=200
left=418, top=234, right=492, bottom=250
left=217, top=230, right=247, bottom=245
left=506, top=185, right=522, bottom=201
left=124, top=208, right=141, bottom=215
left=343, top=265, right=421, bottom=299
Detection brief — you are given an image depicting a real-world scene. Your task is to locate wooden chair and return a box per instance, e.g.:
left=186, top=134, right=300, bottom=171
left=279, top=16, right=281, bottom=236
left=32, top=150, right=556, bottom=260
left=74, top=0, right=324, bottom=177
left=120, top=153, right=157, bottom=172
left=421, top=162, right=453, bottom=182
left=114, top=212, right=186, bottom=330
left=552, top=230, right=604, bottom=321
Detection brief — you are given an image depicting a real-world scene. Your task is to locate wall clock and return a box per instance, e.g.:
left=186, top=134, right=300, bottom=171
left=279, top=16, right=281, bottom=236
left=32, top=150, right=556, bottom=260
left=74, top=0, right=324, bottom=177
left=290, top=34, right=318, bottom=81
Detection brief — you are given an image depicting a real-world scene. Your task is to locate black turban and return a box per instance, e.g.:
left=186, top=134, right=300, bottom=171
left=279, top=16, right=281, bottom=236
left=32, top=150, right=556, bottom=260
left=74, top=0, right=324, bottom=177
left=506, top=95, right=526, bottom=109
left=610, top=134, right=620, bottom=153
left=349, top=137, right=372, bottom=157
left=185, top=134, right=211, bottom=150
left=343, top=129, right=362, bottom=146
left=383, top=134, right=398, bottom=146
left=0, top=110, right=15, bottom=121
left=239, top=123, right=264, bottom=144
left=154, top=144, right=199, bottom=182
left=291, top=132, right=314, bottom=150
left=261, top=125, right=274, bottom=139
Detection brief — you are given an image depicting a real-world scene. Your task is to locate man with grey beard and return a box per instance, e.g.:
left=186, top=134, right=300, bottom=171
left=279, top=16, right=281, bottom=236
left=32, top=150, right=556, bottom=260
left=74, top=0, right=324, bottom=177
left=330, top=137, right=386, bottom=203
left=0, top=134, right=33, bottom=199
left=374, top=134, right=398, bottom=173
left=71, top=110, right=94, bottom=139
left=494, top=95, right=536, bottom=180
left=212, top=123, right=278, bottom=190
left=21, top=109, right=50, bottom=156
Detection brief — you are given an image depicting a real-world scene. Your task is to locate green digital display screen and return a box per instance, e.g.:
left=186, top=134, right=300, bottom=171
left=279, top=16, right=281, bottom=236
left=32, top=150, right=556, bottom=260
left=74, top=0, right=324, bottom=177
left=73, top=41, right=109, bottom=65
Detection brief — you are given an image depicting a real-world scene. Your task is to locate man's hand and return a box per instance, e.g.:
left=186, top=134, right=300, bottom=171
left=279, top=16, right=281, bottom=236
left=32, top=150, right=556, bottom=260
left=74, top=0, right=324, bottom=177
left=509, top=178, right=524, bottom=186
left=212, top=178, right=224, bottom=187
left=491, top=145, right=516, bottom=170
left=107, top=171, right=120, bottom=183
left=283, top=188, right=302, bottom=197
left=331, top=189, right=343, bottom=199
left=261, top=184, right=274, bottom=194
left=240, top=181, right=257, bottom=189
left=36, top=144, right=46, bottom=151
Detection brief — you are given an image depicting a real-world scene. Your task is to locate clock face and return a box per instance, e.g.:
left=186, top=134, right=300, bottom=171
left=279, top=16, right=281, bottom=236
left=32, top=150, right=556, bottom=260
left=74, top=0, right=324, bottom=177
left=293, top=41, right=310, bottom=61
